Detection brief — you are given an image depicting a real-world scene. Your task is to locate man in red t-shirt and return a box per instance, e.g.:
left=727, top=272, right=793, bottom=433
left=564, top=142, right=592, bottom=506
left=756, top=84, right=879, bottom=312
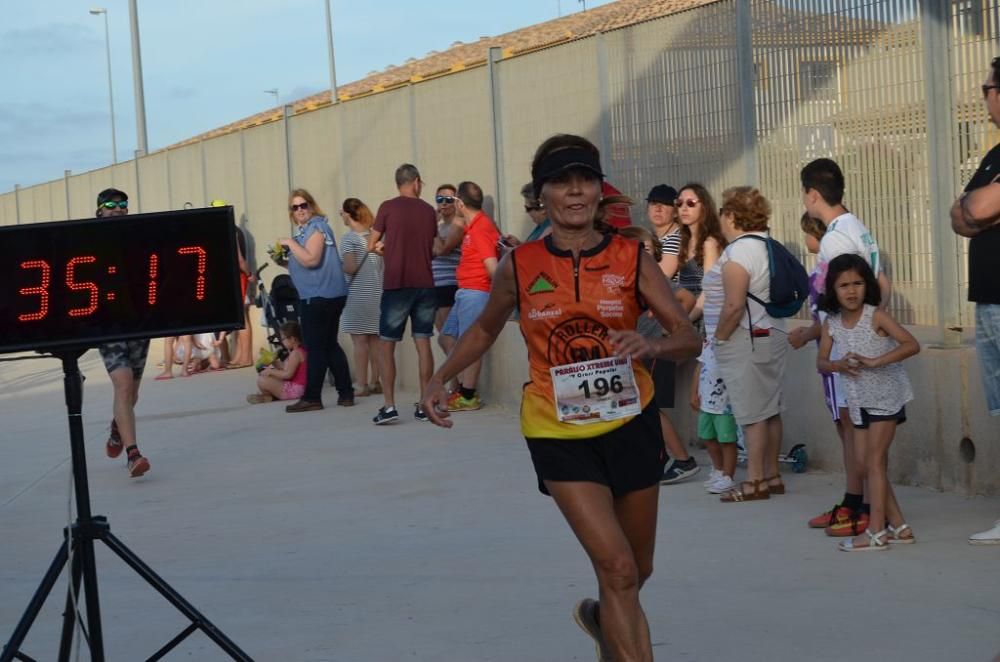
left=368, top=164, right=438, bottom=424
left=440, top=181, right=500, bottom=411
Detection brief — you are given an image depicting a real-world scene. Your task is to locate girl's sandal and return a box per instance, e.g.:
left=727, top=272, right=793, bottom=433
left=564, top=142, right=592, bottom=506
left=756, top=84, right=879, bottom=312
left=369, top=382, right=383, bottom=395
left=720, top=479, right=770, bottom=503
left=838, top=528, right=889, bottom=552
left=354, top=387, right=371, bottom=398
left=765, top=474, right=785, bottom=495
left=887, top=523, right=916, bottom=545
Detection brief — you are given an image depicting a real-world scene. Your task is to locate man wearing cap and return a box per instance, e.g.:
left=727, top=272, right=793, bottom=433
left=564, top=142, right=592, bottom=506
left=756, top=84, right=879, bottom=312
left=95, top=188, right=151, bottom=478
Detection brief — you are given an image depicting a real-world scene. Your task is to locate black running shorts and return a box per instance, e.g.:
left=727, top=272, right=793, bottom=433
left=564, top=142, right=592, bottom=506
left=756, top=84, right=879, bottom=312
left=525, top=403, right=666, bottom=497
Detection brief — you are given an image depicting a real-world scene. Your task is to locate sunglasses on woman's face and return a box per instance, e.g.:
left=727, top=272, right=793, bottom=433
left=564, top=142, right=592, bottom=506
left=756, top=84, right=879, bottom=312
left=101, top=200, right=128, bottom=209
left=290, top=202, right=310, bottom=211
left=525, top=204, right=544, bottom=212
left=675, top=199, right=700, bottom=208
left=436, top=195, right=457, bottom=205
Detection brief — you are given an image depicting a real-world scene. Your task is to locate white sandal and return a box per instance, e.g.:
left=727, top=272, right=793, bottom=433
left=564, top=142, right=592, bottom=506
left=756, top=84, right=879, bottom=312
left=887, top=523, right=915, bottom=545
left=838, top=528, right=889, bottom=552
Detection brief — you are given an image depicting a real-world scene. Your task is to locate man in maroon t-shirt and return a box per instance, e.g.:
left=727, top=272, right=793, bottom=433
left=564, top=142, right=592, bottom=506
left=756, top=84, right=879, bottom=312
left=368, top=164, right=438, bottom=424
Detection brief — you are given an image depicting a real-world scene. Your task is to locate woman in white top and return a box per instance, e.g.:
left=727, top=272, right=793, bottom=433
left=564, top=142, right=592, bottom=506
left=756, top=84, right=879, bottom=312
left=711, top=187, right=789, bottom=502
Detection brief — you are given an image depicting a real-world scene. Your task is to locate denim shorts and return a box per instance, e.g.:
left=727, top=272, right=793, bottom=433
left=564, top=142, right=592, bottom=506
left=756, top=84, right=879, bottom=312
left=379, top=287, right=436, bottom=341
left=441, top=288, right=490, bottom=338
left=976, top=303, right=1000, bottom=416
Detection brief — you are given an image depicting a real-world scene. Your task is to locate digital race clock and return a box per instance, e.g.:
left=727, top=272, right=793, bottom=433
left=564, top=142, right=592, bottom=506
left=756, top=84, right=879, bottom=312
left=0, top=206, right=244, bottom=354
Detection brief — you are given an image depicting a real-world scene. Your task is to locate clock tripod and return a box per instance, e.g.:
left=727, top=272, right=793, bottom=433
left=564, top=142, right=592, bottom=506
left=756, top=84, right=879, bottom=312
left=1, top=348, right=252, bottom=662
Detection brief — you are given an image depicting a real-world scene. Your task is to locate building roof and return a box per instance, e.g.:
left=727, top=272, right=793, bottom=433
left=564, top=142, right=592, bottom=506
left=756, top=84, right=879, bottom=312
left=170, top=0, right=719, bottom=148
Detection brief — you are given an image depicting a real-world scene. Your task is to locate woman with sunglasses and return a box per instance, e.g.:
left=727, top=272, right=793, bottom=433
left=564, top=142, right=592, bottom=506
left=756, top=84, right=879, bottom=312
left=675, top=184, right=727, bottom=320
left=277, top=189, right=354, bottom=412
left=421, top=134, right=700, bottom=661
left=432, top=185, right=463, bottom=357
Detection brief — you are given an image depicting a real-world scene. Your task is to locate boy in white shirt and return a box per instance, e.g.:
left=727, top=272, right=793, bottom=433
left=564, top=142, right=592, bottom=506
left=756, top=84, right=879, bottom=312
left=790, top=158, right=891, bottom=537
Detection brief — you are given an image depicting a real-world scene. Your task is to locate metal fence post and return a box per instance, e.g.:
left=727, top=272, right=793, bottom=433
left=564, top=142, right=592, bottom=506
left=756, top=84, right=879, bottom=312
left=200, top=140, right=209, bottom=205
left=284, top=104, right=294, bottom=192
left=735, top=0, right=758, bottom=187
left=921, top=0, right=961, bottom=345
left=239, top=129, right=250, bottom=217
left=596, top=32, right=613, bottom=176
left=409, top=83, right=419, bottom=164
left=14, top=183, right=21, bottom=224
left=64, top=170, right=72, bottom=219
left=165, top=148, right=174, bottom=209
left=488, top=46, right=507, bottom=230
left=134, top=150, right=142, bottom=213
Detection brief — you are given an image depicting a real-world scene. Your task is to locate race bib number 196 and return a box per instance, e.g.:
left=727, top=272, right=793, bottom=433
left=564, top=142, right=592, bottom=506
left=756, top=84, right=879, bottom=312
left=550, top=356, right=641, bottom=424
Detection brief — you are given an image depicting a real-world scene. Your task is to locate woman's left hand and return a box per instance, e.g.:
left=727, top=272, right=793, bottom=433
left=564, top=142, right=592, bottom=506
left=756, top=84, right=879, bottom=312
left=609, top=329, right=654, bottom=360
left=278, top=238, right=293, bottom=248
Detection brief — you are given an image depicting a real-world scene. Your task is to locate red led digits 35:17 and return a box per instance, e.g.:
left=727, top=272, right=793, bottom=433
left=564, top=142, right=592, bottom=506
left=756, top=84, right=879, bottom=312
left=66, top=256, right=99, bottom=317
left=178, top=246, right=207, bottom=301
left=18, top=260, right=51, bottom=321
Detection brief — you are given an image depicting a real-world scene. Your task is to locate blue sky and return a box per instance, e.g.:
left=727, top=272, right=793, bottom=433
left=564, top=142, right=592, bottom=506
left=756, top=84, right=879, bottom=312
left=0, top=0, right=613, bottom=194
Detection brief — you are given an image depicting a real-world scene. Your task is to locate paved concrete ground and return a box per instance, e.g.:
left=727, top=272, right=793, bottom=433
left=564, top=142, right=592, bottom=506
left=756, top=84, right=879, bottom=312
left=1, top=350, right=999, bottom=661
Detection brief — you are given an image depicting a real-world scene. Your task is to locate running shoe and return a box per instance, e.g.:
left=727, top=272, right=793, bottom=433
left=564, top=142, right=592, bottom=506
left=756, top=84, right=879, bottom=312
left=572, top=599, right=612, bottom=662
left=808, top=503, right=850, bottom=529
left=447, top=392, right=483, bottom=412
left=414, top=405, right=429, bottom=422
left=106, top=419, right=123, bottom=459
left=826, top=509, right=869, bottom=537
left=373, top=406, right=400, bottom=425
left=707, top=475, right=737, bottom=494
left=702, top=468, right=723, bottom=489
left=660, top=457, right=699, bottom=484
left=127, top=453, right=150, bottom=478
left=969, top=519, right=1000, bottom=545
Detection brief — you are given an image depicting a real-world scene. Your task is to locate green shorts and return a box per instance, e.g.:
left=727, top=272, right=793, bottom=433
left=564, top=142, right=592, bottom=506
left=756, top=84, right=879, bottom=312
left=698, top=411, right=738, bottom=443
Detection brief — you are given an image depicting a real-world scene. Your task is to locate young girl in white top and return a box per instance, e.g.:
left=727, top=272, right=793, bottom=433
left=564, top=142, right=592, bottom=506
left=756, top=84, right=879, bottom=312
left=817, top=254, right=920, bottom=551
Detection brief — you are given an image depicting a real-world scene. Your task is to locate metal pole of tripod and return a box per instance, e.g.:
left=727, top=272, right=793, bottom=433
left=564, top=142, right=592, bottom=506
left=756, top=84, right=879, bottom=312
left=63, top=352, right=107, bottom=660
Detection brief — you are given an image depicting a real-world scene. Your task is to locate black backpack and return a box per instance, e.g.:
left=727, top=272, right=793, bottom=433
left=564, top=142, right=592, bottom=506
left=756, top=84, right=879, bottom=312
left=736, top=234, right=809, bottom=318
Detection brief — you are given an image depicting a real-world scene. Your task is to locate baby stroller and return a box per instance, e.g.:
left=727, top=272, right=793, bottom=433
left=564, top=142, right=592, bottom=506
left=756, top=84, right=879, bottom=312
left=253, top=263, right=300, bottom=368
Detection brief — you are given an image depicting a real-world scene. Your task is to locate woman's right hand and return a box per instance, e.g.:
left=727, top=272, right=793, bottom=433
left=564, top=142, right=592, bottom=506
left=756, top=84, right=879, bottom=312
left=831, top=358, right=860, bottom=377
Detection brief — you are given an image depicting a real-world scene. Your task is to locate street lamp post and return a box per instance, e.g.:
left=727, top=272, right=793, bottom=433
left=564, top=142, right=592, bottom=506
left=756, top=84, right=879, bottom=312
left=264, top=89, right=279, bottom=107
left=324, top=0, right=339, bottom=104
left=128, top=0, right=149, bottom=155
left=89, top=8, right=118, bottom=164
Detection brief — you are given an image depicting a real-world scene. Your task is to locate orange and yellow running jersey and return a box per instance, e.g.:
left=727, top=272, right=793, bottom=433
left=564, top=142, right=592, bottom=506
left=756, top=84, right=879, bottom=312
left=511, top=234, right=653, bottom=439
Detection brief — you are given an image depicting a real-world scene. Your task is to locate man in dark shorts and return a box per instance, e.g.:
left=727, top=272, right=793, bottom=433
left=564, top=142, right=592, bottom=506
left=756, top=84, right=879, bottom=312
left=951, top=56, right=1000, bottom=545
left=368, top=164, right=438, bottom=424
left=95, top=188, right=151, bottom=477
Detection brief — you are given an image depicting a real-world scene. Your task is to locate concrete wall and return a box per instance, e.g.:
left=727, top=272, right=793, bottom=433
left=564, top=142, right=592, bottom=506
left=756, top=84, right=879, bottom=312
left=3, top=0, right=999, bottom=495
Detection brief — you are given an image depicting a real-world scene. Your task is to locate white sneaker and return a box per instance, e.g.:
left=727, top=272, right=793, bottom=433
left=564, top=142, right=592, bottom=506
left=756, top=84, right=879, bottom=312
left=707, top=475, right=736, bottom=494
left=702, top=469, right=723, bottom=488
left=969, top=519, right=1000, bottom=545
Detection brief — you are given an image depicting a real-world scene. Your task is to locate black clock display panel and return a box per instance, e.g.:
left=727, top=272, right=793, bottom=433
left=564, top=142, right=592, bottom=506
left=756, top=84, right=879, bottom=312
left=0, top=207, right=243, bottom=354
